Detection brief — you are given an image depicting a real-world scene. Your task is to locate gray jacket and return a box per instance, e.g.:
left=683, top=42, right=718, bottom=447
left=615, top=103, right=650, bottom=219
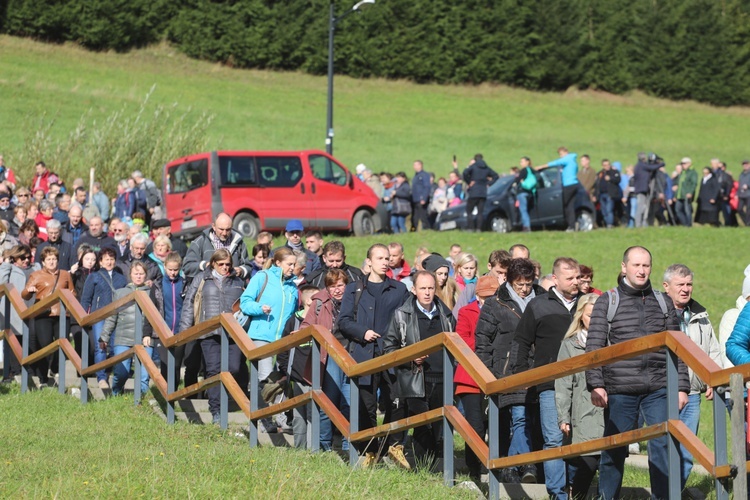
left=555, top=336, right=604, bottom=454
left=100, top=283, right=151, bottom=346
left=182, top=228, right=251, bottom=280
left=682, top=300, right=723, bottom=395
left=179, top=268, right=245, bottom=339
left=0, top=262, right=30, bottom=336
left=383, top=296, right=455, bottom=398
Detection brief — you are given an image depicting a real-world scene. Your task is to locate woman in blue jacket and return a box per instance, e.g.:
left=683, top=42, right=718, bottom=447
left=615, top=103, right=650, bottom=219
left=240, top=246, right=298, bottom=383
left=80, top=247, right=128, bottom=388
left=726, top=301, right=750, bottom=365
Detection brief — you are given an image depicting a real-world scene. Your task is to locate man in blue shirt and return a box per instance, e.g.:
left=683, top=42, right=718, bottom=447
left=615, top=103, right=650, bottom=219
left=538, top=147, right=579, bottom=232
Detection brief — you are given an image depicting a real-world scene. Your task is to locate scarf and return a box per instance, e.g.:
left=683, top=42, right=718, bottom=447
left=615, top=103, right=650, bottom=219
left=211, top=269, right=226, bottom=286
left=463, top=276, right=477, bottom=285
left=507, top=283, right=535, bottom=313
left=577, top=329, right=588, bottom=347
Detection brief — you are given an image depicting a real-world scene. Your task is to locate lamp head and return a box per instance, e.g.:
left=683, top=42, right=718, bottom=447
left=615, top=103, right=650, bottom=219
left=352, top=0, right=375, bottom=11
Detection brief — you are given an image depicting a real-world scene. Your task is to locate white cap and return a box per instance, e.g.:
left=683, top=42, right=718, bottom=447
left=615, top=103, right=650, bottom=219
left=681, top=157, right=692, bottom=164
left=355, top=163, right=367, bottom=174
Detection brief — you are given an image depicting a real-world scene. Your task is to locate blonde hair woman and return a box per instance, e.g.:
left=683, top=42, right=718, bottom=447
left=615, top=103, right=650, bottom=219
left=453, top=252, right=478, bottom=291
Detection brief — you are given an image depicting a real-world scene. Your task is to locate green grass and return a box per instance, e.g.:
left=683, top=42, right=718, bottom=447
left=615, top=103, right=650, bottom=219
left=2, top=35, right=750, bottom=185
left=0, top=385, right=473, bottom=498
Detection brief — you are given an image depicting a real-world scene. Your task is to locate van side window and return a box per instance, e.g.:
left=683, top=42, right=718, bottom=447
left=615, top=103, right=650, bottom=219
left=220, top=156, right=256, bottom=186
left=257, top=157, right=303, bottom=187
left=310, top=155, right=347, bottom=186
left=167, top=159, right=208, bottom=194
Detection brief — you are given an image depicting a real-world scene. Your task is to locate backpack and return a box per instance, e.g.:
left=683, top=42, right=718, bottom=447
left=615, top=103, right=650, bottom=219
left=605, top=287, right=669, bottom=344
left=520, top=167, right=538, bottom=193
left=193, top=278, right=206, bottom=321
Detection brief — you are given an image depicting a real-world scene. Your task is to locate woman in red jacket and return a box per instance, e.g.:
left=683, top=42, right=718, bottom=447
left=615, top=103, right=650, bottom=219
left=454, top=274, right=499, bottom=482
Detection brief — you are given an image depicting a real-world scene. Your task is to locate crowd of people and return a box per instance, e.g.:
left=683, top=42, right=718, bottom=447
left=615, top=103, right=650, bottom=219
left=356, top=150, right=750, bottom=232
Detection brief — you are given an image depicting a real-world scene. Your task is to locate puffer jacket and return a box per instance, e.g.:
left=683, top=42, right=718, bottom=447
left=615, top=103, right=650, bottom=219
left=143, top=274, right=184, bottom=338
left=681, top=299, right=723, bottom=394
left=0, top=261, right=29, bottom=335
left=100, top=283, right=151, bottom=346
left=22, top=268, right=74, bottom=316
left=725, top=301, right=750, bottom=366
left=179, top=267, right=245, bottom=339
left=240, top=265, right=298, bottom=343
left=383, top=295, right=455, bottom=398
left=80, top=268, right=128, bottom=312
left=475, top=282, right=546, bottom=406
left=555, top=336, right=604, bottom=454
left=182, top=228, right=252, bottom=279
left=719, top=294, right=749, bottom=368
left=585, top=280, right=689, bottom=394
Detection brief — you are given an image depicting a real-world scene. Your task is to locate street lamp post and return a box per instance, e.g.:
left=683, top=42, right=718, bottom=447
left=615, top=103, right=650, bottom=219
left=326, top=0, right=375, bottom=155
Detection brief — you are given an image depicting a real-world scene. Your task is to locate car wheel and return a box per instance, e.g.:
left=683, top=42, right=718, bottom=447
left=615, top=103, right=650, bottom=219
left=577, top=211, right=594, bottom=232
left=233, top=213, right=260, bottom=239
left=352, top=210, right=375, bottom=237
left=487, top=213, right=510, bottom=233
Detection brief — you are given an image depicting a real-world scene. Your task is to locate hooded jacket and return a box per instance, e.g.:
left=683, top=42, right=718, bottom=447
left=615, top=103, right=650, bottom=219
left=719, top=294, right=750, bottom=368
left=100, top=283, right=151, bottom=346
left=182, top=228, right=252, bottom=279
left=240, top=265, right=299, bottom=343
left=725, top=301, right=750, bottom=366
left=462, top=160, right=499, bottom=199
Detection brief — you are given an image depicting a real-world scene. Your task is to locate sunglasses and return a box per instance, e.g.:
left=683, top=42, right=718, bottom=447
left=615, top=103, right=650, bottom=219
left=215, top=262, right=232, bottom=267
left=17, top=194, right=29, bottom=198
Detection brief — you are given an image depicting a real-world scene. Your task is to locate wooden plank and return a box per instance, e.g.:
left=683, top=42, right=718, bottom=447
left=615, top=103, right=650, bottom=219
left=249, top=392, right=311, bottom=421
left=308, top=325, right=355, bottom=373
left=312, top=390, right=350, bottom=438
left=58, top=338, right=82, bottom=375
left=730, top=373, right=747, bottom=495
left=134, top=345, right=167, bottom=397
left=667, top=419, right=716, bottom=476
left=443, top=331, right=495, bottom=393
left=489, top=423, right=668, bottom=470
left=444, top=404, right=489, bottom=465
left=77, top=292, right=137, bottom=327
left=20, top=292, right=60, bottom=320
left=710, top=364, right=750, bottom=388
left=349, top=407, right=444, bottom=443
left=169, top=317, right=222, bottom=347
left=0, top=285, right=31, bottom=321
left=1, top=329, right=23, bottom=365
left=220, top=313, right=257, bottom=358
left=81, top=347, right=135, bottom=376
left=665, top=330, right=722, bottom=388
left=219, top=372, right=251, bottom=417
left=22, top=339, right=60, bottom=365
left=167, top=374, right=222, bottom=402
left=58, top=289, right=88, bottom=325
left=487, top=333, right=666, bottom=395
left=348, top=334, right=446, bottom=378
left=135, top=292, right=174, bottom=347
left=246, top=328, right=313, bottom=361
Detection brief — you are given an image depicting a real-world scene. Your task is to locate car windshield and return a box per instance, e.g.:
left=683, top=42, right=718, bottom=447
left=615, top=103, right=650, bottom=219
left=488, top=174, right=514, bottom=196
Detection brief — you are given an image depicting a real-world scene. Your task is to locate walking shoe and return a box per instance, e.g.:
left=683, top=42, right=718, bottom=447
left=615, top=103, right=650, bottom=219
left=98, top=379, right=110, bottom=389
left=211, top=413, right=220, bottom=425
left=520, top=464, right=538, bottom=483
left=387, top=444, right=411, bottom=470
left=361, top=452, right=378, bottom=469
left=499, top=467, right=520, bottom=484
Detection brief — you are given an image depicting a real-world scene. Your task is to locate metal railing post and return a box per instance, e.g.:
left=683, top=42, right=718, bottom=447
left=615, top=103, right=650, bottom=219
left=249, top=359, right=259, bottom=446
left=488, top=394, right=500, bottom=500
left=442, top=348, right=454, bottom=487
left=134, top=304, right=143, bottom=404
left=713, top=387, right=730, bottom=500
left=220, top=327, right=229, bottom=429
left=21, top=317, right=29, bottom=393
left=311, top=339, right=321, bottom=452
left=57, top=300, right=66, bottom=394
left=2, top=295, right=9, bottom=381
left=666, top=350, right=681, bottom=500
left=349, top=377, right=359, bottom=467
left=730, top=373, right=747, bottom=497
left=167, top=343, right=175, bottom=424
left=80, top=326, right=89, bottom=403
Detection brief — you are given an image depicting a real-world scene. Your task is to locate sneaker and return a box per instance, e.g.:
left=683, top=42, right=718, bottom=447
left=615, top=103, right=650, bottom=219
left=98, top=379, right=110, bottom=389
left=211, top=413, right=220, bottom=425
left=387, top=444, right=411, bottom=470
left=520, top=464, right=537, bottom=483
left=499, top=467, right=520, bottom=484
left=361, top=452, right=378, bottom=469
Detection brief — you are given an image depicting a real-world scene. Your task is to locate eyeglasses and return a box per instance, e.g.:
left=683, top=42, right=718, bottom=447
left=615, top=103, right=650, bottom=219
left=19, top=256, right=30, bottom=261
left=579, top=278, right=592, bottom=284
left=512, top=282, right=534, bottom=289
left=215, top=262, right=232, bottom=268
left=17, top=194, right=29, bottom=198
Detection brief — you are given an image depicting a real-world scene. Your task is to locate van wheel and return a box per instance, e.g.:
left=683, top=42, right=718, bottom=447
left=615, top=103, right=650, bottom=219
left=352, top=210, right=375, bottom=237
left=233, top=213, right=260, bottom=239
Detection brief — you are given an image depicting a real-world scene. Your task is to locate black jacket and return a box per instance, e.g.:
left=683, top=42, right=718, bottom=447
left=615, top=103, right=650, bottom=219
left=462, top=160, right=499, bottom=199
left=75, top=232, right=117, bottom=254
left=475, top=283, right=546, bottom=407
left=35, top=238, right=75, bottom=271
left=383, top=296, right=454, bottom=398
left=585, top=280, right=689, bottom=395
left=178, top=268, right=245, bottom=339
left=595, top=168, right=622, bottom=199
left=338, top=275, right=410, bottom=385
left=183, top=228, right=252, bottom=280
left=697, top=175, right=721, bottom=212
left=304, top=263, right=364, bottom=289
left=511, top=288, right=577, bottom=394
left=116, top=254, right=163, bottom=283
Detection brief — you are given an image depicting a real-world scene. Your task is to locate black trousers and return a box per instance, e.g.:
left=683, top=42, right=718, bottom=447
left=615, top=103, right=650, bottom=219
left=411, top=202, right=431, bottom=230
left=199, top=335, right=245, bottom=416
left=30, top=316, right=64, bottom=383
left=465, top=197, right=486, bottom=231
left=355, top=370, right=405, bottom=454
left=157, top=339, right=185, bottom=389
left=459, top=393, right=486, bottom=478
left=2, top=333, right=22, bottom=378
left=183, top=340, right=203, bottom=389
left=562, top=185, right=578, bottom=230
left=567, top=454, right=599, bottom=498
left=406, top=380, right=444, bottom=465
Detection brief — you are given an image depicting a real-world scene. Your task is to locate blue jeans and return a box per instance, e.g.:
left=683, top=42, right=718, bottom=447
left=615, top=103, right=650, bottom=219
left=600, top=193, right=615, bottom=227
left=390, top=215, right=407, bottom=233
left=92, top=321, right=108, bottom=382
left=517, top=191, right=531, bottom=229
left=627, top=197, right=637, bottom=228
left=508, top=404, right=533, bottom=457
left=675, top=199, right=693, bottom=227
left=598, top=388, right=669, bottom=500
left=679, top=393, right=701, bottom=489
left=320, top=357, right=350, bottom=451
left=111, top=344, right=154, bottom=396
left=539, top=390, right=568, bottom=499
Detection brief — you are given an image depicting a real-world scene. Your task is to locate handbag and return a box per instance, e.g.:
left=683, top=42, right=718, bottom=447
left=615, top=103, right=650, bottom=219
left=233, top=271, right=268, bottom=329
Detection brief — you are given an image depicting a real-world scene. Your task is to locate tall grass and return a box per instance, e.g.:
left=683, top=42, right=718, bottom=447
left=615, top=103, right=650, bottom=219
left=12, top=86, right=213, bottom=194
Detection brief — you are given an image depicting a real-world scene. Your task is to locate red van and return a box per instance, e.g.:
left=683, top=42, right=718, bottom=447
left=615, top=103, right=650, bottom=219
left=163, top=150, right=383, bottom=239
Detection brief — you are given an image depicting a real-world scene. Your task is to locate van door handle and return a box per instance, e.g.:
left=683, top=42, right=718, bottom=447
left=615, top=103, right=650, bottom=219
left=182, top=208, right=192, bottom=214
left=311, top=183, right=316, bottom=194
left=300, top=183, right=306, bottom=194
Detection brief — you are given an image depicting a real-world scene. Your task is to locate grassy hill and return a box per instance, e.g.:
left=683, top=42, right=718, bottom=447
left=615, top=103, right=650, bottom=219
left=1, top=35, right=749, bottom=179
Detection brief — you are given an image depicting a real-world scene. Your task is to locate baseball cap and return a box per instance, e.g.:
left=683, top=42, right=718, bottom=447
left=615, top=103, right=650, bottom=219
left=681, top=157, right=691, bottom=164
left=285, top=219, right=304, bottom=232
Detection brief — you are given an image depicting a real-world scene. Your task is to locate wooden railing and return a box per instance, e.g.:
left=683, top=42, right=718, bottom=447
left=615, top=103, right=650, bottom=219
left=0, top=283, right=747, bottom=499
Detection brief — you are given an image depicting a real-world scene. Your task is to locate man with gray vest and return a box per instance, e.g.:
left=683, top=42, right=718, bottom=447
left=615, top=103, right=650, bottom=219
left=586, top=246, right=689, bottom=500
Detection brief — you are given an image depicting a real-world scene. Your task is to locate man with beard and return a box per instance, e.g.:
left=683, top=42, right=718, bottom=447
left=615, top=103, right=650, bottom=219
left=75, top=216, right=116, bottom=253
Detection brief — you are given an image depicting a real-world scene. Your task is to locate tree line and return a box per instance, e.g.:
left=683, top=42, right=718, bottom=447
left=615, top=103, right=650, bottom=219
left=2, top=0, right=749, bottom=106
